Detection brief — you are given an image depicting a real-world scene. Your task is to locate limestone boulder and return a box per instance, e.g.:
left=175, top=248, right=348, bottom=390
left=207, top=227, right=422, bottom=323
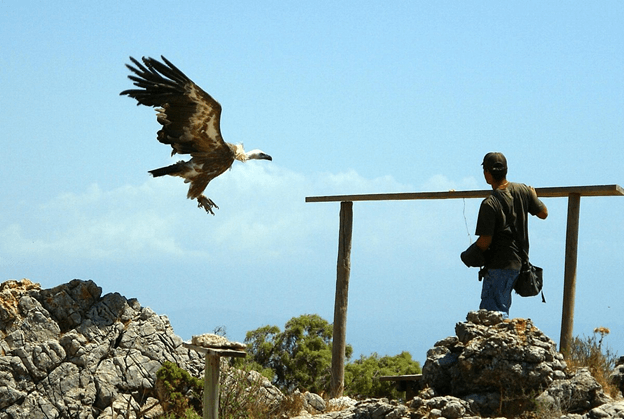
left=0, top=278, right=203, bottom=419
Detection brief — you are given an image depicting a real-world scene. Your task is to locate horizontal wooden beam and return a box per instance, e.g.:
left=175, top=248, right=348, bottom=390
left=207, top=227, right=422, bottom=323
left=305, top=184, right=623, bottom=203
left=379, top=374, right=422, bottom=382
left=183, top=343, right=247, bottom=358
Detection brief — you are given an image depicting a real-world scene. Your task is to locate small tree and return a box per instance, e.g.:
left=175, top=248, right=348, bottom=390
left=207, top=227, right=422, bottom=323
left=242, top=314, right=353, bottom=393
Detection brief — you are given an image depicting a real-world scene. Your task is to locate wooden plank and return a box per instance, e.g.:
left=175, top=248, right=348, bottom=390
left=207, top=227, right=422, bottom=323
left=330, top=201, right=353, bottom=399
left=537, top=184, right=624, bottom=198
left=305, top=184, right=624, bottom=203
left=307, top=190, right=489, bottom=202
left=379, top=374, right=423, bottom=400
left=183, top=343, right=247, bottom=358
left=379, top=374, right=422, bottom=382
left=560, top=193, right=581, bottom=356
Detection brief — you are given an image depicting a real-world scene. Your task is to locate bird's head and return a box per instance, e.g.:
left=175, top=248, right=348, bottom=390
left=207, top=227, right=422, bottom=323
left=233, top=144, right=272, bottom=162
left=245, top=149, right=272, bottom=161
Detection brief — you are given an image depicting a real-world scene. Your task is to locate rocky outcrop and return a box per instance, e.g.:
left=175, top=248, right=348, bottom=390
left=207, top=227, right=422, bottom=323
left=0, top=279, right=204, bottom=419
left=421, top=310, right=571, bottom=415
left=423, top=310, right=568, bottom=397
left=418, top=310, right=614, bottom=418
left=2, top=280, right=621, bottom=419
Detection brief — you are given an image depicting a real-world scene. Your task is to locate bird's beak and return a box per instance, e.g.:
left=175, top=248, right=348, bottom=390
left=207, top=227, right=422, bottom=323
left=261, top=153, right=272, bottom=161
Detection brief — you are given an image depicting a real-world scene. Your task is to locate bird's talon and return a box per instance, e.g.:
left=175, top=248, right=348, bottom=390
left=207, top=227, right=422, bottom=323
left=197, top=196, right=218, bottom=215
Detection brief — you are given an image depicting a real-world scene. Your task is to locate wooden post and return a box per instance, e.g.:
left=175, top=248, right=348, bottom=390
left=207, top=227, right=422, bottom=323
left=204, top=353, right=220, bottom=419
left=183, top=343, right=246, bottom=419
left=331, top=201, right=353, bottom=398
left=560, top=193, right=581, bottom=356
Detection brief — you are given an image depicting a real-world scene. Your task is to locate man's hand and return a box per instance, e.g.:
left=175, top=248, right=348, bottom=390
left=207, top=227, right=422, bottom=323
left=529, top=186, right=549, bottom=219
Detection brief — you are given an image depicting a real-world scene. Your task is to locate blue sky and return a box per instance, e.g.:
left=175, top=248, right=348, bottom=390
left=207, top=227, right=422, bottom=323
left=1, top=2, right=623, bottom=364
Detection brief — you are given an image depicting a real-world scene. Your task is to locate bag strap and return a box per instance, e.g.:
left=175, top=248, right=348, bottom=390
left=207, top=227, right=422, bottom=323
left=491, top=189, right=529, bottom=263
left=492, top=189, right=546, bottom=303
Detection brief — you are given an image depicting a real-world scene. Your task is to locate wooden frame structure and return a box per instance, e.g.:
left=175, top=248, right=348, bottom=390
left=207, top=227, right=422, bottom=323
left=306, top=184, right=623, bottom=398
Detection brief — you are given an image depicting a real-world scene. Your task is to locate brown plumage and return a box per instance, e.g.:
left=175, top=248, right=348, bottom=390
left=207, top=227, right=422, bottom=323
left=120, top=56, right=272, bottom=215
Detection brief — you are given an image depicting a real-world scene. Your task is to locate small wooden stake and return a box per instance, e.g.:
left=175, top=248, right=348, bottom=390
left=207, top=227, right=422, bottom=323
left=182, top=343, right=246, bottom=419
left=204, top=354, right=220, bottom=419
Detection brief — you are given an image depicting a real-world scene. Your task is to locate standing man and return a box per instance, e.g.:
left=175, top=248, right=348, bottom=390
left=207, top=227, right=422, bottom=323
left=461, top=152, right=548, bottom=316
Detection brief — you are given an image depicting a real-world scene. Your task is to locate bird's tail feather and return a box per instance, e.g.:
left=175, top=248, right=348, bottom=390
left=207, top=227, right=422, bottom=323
left=149, top=161, right=186, bottom=177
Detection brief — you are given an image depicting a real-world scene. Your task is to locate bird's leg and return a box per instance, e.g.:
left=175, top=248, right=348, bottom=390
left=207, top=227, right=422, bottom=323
left=197, top=195, right=219, bottom=215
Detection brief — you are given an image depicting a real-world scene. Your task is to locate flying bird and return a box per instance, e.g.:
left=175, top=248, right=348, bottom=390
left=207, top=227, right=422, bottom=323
left=120, top=56, right=272, bottom=215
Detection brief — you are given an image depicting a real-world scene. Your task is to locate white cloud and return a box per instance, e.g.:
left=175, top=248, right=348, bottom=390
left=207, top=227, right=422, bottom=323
left=419, top=174, right=480, bottom=192
left=1, top=181, right=187, bottom=262
left=0, top=165, right=478, bottom=268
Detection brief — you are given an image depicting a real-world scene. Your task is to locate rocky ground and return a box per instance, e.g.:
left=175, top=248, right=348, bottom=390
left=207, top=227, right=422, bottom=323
left=0, top=278, right=622, bottom=418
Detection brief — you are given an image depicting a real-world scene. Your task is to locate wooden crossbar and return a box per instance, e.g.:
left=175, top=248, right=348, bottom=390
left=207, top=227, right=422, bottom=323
left=305, top=184, right=624, bottom=203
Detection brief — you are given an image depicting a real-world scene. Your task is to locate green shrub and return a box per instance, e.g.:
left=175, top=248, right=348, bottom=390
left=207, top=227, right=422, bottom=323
left=242, top=314, right=424, bottom=399
left=156, top=361, right=203, bottom=416
left=344, top=351, right=421, bottom=399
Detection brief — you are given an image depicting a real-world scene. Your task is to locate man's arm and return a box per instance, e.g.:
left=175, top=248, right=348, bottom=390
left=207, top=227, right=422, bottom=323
left=475, top=235, right=492, bottom=251
left=529, top=186, right=549, bottom=219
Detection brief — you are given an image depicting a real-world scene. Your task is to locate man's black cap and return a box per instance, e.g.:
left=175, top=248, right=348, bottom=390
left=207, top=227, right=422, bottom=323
left=482, top=152, right=507, bottom=173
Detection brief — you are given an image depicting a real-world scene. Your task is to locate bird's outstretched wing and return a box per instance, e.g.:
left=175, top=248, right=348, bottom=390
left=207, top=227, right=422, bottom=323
left=120, top=56, right=233, bottom=160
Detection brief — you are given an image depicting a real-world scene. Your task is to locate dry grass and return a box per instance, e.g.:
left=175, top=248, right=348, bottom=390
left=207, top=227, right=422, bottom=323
left=565, top=327, right=620, bottom=398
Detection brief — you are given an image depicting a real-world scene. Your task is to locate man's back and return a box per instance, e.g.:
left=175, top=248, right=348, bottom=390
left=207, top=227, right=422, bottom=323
left=476, top=182, right=546, bottom=270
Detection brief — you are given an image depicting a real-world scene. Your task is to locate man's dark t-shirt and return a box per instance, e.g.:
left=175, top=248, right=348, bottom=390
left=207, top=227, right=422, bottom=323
left=475, top=183, right=545, bottom=270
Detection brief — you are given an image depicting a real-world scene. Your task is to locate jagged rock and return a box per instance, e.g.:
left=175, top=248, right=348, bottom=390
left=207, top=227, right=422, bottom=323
left=292, top=397, right=410, bottom=419
left=411, top=395, right=473, bottom=419
left=0, top=280, right=40, bottom=326
left=37, top=279, right=102, bottom=331
left=584, top=399, right=624, bottom=418
left=421, top=310, right=570, bottom=415
left=416, top=310, right=624, bottom=418
left=327, top=396, right=357, bottom=411
left=303, top=391, right=326, bottom=413
left=0, top=278, right=203, bottom=419
left=610, top=356, right=624, bottom=397
left=536, top=368, right=610, bottom=414
left=97, top=393, right=141, bottom=419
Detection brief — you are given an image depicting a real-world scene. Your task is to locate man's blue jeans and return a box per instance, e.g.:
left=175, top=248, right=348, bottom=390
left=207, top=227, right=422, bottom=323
left=480, top=269, right=520, bottom=317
